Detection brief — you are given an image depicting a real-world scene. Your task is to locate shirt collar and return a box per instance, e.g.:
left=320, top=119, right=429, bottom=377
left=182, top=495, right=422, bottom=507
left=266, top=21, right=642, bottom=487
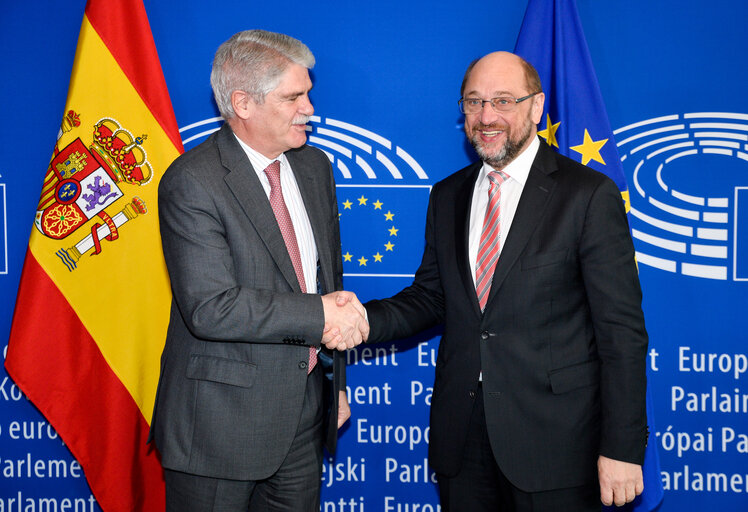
left=233, top=134, right=288, bottom=174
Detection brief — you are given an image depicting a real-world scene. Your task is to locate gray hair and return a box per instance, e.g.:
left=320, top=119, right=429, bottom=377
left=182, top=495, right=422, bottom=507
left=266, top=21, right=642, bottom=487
left=210, top=29, right=315, bottom=119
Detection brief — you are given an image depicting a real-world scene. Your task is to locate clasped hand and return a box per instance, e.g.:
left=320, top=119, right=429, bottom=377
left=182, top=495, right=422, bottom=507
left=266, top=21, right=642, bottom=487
left=321, top=291, right=368, bottom=351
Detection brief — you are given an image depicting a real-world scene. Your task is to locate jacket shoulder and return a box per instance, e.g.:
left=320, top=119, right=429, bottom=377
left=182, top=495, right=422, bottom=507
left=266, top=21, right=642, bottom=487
left=160, top=130, right=225, bottom=189
left=537, top=143, right=619, bottom=197
left=432, top=161, right=481, bottom=194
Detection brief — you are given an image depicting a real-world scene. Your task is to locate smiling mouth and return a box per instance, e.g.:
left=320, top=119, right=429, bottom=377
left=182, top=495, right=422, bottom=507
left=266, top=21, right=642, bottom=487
left=481, top=130, right=503, bottom=136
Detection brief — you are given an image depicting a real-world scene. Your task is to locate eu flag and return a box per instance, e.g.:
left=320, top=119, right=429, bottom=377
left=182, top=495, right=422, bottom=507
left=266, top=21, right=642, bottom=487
left=515, top=1, right=664, bottom=510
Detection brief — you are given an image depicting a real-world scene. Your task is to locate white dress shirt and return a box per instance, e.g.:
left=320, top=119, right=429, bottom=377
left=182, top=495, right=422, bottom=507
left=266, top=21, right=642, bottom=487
left=468, top=136, right=540, bottom=286
left=235, top=136, right=318, bottom=294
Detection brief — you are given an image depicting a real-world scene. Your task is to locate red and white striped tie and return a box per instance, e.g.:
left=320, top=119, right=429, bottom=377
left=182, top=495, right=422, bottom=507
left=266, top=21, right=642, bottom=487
left=264, top=160, right=317, bottom=373
left=475, top=170, right=508, bottom=311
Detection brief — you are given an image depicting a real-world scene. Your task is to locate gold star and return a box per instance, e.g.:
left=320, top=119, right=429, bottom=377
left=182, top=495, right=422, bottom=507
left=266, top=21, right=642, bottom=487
left=388, top=226, right=399, bottom=236
left=384, top=211, right=394, bottom=221
left=570, top=129, right=607, bottom=166
left=537, top=114, right=560, bottom=148
left=357, top=195, right=368, bottom=206
left=621, top=190, right=631, bottom=214
left=343, top=252, right=353, bottom=262
left=373, top=200, right=383, bottom=210
left=358, top=256, right=368, bottom=266
left=342, top=199, right=353, bottom=209
left=384, top=241, right=395, bottom=251
left=373, top=252, right=383, bottom=262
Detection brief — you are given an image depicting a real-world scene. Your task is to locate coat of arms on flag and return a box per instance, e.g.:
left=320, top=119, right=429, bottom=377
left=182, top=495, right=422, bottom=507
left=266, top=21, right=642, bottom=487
left=36, top=113, right=154, bottom=270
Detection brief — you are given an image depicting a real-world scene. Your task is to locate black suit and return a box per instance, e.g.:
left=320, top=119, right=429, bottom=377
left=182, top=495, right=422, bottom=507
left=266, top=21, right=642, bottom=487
left=366, top=139, right=647, bottom=493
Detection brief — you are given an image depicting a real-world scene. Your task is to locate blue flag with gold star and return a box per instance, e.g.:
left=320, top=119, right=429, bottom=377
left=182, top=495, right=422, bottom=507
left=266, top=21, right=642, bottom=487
left=515, top=0, right=631, bottom=209
left=515, top=1, right=664, bottom=511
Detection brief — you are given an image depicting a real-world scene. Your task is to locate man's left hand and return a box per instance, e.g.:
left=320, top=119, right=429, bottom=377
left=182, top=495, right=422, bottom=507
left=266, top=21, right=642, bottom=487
left=337, top=390, right=351, bottom=428
left=598, top=455, right=643, bottom=506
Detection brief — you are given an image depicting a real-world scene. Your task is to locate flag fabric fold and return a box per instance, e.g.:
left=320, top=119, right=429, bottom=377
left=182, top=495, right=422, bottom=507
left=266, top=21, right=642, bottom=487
left=515, top=0, right=664, bottom=510
left=5, top=0, right=182, bottom=510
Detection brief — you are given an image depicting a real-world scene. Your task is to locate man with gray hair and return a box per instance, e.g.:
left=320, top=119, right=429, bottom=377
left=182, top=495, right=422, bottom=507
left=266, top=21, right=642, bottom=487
left=150, top=29, right=368, bottom=510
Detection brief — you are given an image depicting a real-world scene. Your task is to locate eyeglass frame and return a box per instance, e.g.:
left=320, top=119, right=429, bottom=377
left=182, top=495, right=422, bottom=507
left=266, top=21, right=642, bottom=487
left=458, top=91, right=541, bottom=114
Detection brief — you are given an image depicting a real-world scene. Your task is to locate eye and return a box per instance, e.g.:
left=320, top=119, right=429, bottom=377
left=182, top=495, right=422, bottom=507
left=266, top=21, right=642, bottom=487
left=465, top=98, right=482, bottom=106
left=494, top=97, right=512, bottom=106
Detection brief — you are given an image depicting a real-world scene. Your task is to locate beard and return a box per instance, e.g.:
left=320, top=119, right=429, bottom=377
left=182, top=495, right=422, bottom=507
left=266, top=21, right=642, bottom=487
left=469, top=115, right=534, bottom=170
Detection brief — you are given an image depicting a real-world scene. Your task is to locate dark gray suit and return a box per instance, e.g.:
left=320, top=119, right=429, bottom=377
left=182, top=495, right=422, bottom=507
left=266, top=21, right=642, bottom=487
left=150, top=123, right=345, bottom=482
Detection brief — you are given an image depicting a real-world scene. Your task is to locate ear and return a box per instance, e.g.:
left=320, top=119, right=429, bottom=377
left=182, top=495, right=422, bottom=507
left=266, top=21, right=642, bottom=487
left=230, top=90, right=255, bottom=120
left=531, top=92, right=545, bottom=125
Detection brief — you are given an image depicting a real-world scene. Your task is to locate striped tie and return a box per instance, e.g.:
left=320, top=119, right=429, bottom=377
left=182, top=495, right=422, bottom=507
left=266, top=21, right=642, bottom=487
left=475, top=170, right=508, bottom=311
left=264, top=160, right=317, bottom=373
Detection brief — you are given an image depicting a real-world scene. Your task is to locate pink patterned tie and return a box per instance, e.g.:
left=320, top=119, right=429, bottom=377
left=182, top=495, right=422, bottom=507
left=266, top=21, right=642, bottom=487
left=475, top=170, right=508, bottom=311
left=264, top=160, right=317, bottom=373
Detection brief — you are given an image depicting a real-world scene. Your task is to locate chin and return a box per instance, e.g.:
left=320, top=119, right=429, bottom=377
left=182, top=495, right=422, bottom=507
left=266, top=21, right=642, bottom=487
left=476, top=144, right=507, bottom=163
left=289, top=135, right=308, bottom=149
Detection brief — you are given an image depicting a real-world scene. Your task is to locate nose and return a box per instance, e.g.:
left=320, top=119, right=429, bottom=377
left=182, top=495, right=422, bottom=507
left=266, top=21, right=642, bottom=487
left=479, top=101, right=499, bottom=125
left=299, top=93, right=314, bottom=116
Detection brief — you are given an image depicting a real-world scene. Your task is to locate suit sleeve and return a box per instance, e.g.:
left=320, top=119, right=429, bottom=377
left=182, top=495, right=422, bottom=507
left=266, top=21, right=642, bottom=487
left=327, top=160, right=347, bottom=391
left=365, top=186, right=446, bottom=343
left=158, top=163, right=324, bottom=345
left=579, top=177, right=648, bottom=465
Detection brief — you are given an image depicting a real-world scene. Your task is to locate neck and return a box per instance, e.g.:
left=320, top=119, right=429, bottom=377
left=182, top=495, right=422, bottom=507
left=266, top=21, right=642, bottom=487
left=228, top=118, right=282, bottom=159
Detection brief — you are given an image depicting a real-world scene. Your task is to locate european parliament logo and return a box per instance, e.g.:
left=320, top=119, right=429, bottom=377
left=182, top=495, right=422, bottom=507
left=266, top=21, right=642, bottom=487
left=179, top=116, right=431, bottom=278
left=615, top=112, right=748, bottom=281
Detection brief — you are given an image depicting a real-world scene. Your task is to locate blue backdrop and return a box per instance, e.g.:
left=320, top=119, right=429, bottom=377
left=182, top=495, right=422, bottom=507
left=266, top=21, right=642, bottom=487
left=1, top=1, right=746, bottom=510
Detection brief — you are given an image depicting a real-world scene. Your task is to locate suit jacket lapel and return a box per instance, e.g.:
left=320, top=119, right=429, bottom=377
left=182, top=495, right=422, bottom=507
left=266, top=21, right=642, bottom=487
left=486, top=141, right=557, bottom=306
left=217, top=124, right=303, bottom=292
left=454, top=163, right=484, bottom=317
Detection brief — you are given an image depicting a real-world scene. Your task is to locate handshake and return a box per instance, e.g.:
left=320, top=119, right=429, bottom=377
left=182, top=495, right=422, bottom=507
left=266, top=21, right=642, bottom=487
left=321, top=291, right=369, bottom=351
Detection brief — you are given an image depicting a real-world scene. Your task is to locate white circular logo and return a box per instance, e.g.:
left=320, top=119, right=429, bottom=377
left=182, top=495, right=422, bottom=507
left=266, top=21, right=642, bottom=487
left=615, top=112, right=748, bottom=281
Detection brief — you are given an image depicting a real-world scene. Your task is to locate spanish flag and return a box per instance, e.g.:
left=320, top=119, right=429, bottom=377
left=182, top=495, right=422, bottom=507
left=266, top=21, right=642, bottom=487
left=5, top=0, right=182, bottom=509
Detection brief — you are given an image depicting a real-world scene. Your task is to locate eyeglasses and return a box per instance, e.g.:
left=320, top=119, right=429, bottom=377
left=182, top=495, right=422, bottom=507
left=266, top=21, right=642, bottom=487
left=458, top=92, right=541, bottom=114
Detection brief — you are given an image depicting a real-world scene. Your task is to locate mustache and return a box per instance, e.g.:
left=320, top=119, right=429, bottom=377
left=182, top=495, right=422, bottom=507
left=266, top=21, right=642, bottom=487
left=473, top=123, right=508, bottom=131
left=293, top=115, right=311, bottom=125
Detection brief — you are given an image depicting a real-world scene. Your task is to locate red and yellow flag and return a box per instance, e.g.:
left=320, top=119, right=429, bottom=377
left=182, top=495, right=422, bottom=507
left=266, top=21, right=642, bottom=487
left=5, top=0, right=182, bottom=509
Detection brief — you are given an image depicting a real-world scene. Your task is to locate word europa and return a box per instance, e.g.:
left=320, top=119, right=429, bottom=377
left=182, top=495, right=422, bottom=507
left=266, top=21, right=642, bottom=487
left=679, top=347, right=747, bottom=380
left=0, top=493, right=97, bottom=512
left=321, top=497, right=442, bottom=512
left=356, top=419, right=429, bottom=450
left=1, top=420, right=59, bottom=440
left=384, top=498, right=441, bottom=512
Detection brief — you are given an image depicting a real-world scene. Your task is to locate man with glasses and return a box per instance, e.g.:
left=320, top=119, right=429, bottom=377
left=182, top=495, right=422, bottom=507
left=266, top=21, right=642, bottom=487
left=331, top=51, right=648, bottom=511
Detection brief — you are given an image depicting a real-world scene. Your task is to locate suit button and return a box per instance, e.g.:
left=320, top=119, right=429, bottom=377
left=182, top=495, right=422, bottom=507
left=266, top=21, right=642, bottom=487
left=469, top=390, right=476, bottom=399
left=298, top=361, right=308, bottom=370
left=480, top=331, right=489, bottom=340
